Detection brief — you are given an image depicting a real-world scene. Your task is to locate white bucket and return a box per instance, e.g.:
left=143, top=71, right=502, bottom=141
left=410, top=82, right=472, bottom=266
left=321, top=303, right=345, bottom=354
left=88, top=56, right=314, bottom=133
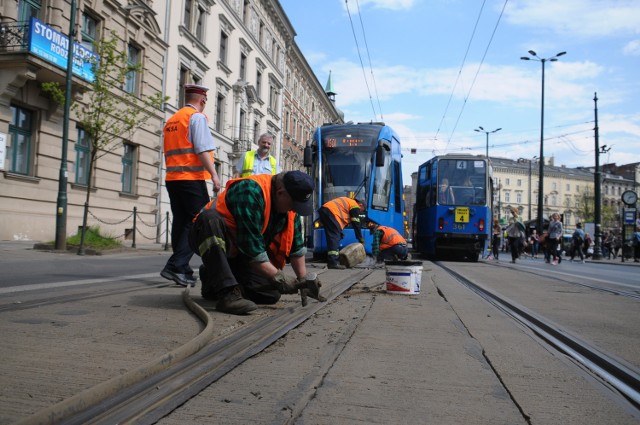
left=385, top=261, right=423, bottom=295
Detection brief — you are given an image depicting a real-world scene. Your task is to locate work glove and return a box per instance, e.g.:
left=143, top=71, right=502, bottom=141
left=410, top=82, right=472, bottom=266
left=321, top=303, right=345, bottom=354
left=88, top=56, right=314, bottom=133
left=270, top=270, right=299, bottom=294
left=358, top=238, right=365, bottom=244
left=296, top=272, right=327, bottom=306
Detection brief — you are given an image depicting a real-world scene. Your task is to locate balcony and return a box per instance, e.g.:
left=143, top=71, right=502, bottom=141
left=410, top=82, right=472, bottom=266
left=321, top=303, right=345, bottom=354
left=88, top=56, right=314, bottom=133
left=0, top=21, right=29, bottom=53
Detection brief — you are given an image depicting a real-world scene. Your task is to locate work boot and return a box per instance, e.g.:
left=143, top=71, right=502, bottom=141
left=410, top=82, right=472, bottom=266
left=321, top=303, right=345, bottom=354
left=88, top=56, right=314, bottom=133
left=327, top=263, right=346, bottom=270
left=216, top=286, right=257, bottom=315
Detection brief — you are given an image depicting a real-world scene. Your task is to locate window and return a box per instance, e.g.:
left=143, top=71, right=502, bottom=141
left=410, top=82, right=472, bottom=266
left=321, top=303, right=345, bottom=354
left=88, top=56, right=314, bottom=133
left=183, top=0, right=192, bottom=28
left=195, top=5, right=205, bottom=38
left=551, top=195, right=557, bottom=206
left=125, top=43, right=140, bottom=94
left=566, top=183, right=570, bottom=191
left=256, top=69, right=262, bottom=99
left=215, top=93, right=225, bottom=133
left=517, top=179, right=522, bottom=187
left=505, top=192, right=510, bottom=203
left=122, top=143, right=136, bottom=193
left=516, top=193, right=522, bottom=203
left=219, top=31, right=228, bottom=64
left=239, top=109, right=246, bottom=141
left=75, top=127, right=91, bottom=185
left=576, top=185, right=580, bottom=193
left=240, top=53, right=247, bottom=81
left=8, top=105, right=33, bottom=175
left=505, top=178, right=510, bottom=186
left=269, top=85, right=278, bottom=111
left=81, top=13, right=98, bottom=51
left=552, top=182, right=557, bottom=190
left=18, top=0, right=41, bottom=21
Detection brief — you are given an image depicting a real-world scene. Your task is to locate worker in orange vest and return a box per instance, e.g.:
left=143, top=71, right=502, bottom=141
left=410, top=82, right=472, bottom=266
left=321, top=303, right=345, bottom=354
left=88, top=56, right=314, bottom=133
left=190, top=171, right=324, bottom=315
left=161, top=84, right=221, bottom=288
left=370, top=224, right=408, bottom=262
left=318, top=196, right=365, bottom=269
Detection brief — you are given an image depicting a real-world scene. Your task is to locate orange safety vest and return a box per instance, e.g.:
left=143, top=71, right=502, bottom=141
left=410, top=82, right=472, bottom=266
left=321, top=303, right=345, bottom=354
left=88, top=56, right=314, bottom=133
left=241, top=150, right=277, bottom=177
left=323, top=197, right=360, bottom=229
left=377, top=225, right=406, bottom=250
left=204, top=174, right=296, bottom=269
left=164, top=106, right=214, bottom=181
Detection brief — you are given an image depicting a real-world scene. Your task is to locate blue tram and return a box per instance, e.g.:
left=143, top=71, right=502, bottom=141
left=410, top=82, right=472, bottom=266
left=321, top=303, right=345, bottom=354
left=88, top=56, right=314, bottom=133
left=413, top=154, right=492, bottom=261
left=303, top=122, right=405, bottom=258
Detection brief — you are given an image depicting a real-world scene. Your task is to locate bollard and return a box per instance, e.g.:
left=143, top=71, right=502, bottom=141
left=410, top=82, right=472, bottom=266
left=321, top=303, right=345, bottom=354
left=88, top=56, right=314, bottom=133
left=132, top=207, right=137, bottom=248
left=164, top=211, right=170, bottom=251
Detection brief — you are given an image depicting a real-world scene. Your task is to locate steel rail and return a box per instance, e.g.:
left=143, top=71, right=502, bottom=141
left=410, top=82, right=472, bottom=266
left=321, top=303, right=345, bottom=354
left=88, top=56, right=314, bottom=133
left=58, top=269, right=372, bottom=425
left=438, top=262, right=640, bottom=412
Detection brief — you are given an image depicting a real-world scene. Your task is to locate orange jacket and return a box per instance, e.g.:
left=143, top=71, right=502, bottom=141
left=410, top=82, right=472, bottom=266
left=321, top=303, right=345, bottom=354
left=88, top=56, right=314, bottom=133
left=377, top=225, right=406, bottom=250
left=210, top=174, right=296, bottom=269
left=163, top=107, right=214, bottom=181
left=322, top=197, right=360, bottom=229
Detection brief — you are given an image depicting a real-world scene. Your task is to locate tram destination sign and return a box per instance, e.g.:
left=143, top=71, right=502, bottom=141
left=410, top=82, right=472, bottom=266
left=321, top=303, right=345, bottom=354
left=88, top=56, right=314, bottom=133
left=323, top=135, right=374, bottom=148
left=28, top=17, right=98, bottom=82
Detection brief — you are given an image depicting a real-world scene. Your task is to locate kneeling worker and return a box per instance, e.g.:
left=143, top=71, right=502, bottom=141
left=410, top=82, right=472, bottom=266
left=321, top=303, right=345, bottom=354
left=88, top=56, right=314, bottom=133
left=190, top=171, right=324, bottom=315
left=370, top=224, right=408, bottom=262
left=319, top=196, right=365, bottom=269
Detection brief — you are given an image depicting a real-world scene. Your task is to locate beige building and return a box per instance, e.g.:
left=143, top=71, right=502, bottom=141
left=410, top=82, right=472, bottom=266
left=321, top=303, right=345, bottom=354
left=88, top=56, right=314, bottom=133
left=1, top=0, right=342, bottom=242
left=0, top=0, right=166, bottom=242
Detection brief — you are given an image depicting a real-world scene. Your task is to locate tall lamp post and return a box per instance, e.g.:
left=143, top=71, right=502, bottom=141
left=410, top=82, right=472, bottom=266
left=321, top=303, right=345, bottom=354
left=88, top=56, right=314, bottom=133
left=475, top=126, right=501, bottom=158
left=521, top=50, right=566, bottom=233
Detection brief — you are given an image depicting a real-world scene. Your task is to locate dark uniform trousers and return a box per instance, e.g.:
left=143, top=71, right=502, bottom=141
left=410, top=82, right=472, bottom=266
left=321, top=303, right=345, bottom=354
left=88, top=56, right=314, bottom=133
left=189, top=208, right=281, bottom=304
left=318, top=206, right=344, bottom=265
left=165, top=180, right=210, bottom=276
left=378, top=244, right=408, bottom=262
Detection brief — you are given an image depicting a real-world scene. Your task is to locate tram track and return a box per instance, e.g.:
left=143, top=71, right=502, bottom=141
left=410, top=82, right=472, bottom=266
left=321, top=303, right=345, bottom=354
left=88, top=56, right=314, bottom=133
left=487, top=260, right=640, bottom=300
left=17, top=269, right=372, bottom=425
left=436, top=261, right=640, bottom=413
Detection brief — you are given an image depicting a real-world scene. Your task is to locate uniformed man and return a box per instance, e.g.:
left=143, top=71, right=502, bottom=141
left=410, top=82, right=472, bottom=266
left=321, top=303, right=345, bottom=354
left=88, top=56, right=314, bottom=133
left=235, top=132, right=280, bottom=177
left=370, top=224, right=408, bottom=262
left=161, top=84, right=221, bottom=287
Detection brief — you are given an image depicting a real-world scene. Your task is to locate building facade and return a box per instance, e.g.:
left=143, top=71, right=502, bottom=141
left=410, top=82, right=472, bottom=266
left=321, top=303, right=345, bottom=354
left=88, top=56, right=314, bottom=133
left=0, top=0, right=342, bottom=242
left=0, top=0, right=166, bottom=241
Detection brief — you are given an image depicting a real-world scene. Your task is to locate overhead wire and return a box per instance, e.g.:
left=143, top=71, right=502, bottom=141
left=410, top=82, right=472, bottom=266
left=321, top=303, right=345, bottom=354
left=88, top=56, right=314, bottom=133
left=434, top=0, right=487, bottom=141
left=345, top=0, right=378, bottom=120
left=444, top=0, right=509, bottom=149
left=355, top=0, right=384, bottom=121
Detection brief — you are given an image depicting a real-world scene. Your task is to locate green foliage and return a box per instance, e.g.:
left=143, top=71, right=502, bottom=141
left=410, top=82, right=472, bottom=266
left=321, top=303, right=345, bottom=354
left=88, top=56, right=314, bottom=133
left=66, top=226, right=123, bottom=249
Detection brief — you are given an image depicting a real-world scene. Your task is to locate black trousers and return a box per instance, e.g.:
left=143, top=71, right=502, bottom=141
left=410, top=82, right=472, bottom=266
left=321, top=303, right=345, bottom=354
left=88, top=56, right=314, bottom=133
left=319, top=207, right=343, bottom=265
left=165, top=180, right=210, bottom=275
left=377, top=244, right=408, bottom=262
left=189, top=208, right=280, bottom=304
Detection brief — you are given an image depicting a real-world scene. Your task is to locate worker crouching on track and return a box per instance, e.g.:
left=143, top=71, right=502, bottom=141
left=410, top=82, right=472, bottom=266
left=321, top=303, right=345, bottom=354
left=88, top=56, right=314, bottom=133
left=370, top=224, right=409, bottom=262
left=190, top=171, right=324, bottom=315
left=319, top=196, right=365, bottom=269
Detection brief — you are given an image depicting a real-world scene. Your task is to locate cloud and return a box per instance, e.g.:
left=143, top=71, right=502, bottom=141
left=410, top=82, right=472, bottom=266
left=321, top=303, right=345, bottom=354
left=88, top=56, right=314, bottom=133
left=504, top=0, right=640, bottom=38
left=347, top=0, right=416, bottom=11
left=623, top=40, right=640, bottom=56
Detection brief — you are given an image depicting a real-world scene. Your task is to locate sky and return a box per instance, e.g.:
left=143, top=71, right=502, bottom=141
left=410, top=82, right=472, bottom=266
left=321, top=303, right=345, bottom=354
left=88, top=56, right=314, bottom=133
left=279, top=0, right=640, bottom=185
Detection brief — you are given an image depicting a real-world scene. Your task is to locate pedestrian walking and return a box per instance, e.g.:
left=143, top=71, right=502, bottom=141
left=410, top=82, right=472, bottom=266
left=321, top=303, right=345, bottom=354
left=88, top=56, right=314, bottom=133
left=570, top=223, right=585, bottom=263
left=548, top=213, right=563, bottom=265
left=161, top=84, right=221, bottom=287
left=492, top=219, right=501, bottom=260
left=506, top=207, right=525, bottom=264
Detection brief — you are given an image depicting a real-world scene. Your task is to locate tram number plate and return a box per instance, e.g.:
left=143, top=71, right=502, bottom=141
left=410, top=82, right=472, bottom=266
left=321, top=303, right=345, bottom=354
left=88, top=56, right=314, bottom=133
left=455, top=207, right=469, bottom=223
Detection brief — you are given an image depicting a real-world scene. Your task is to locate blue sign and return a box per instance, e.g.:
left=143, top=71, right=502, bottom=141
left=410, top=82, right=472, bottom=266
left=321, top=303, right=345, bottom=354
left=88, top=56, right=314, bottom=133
left=28, top=17, right=98, bottom=82
left=624, top=208, right=636, bottom=225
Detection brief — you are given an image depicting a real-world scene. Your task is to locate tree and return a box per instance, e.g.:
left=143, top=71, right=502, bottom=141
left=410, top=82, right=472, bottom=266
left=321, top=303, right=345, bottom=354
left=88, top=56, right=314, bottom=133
left=43, top=32, right=168, bottom=254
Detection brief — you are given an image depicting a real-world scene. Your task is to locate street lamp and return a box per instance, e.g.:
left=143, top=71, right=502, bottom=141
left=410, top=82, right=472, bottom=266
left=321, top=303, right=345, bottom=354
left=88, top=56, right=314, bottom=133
left=521, top=50, right=566, bottom=233
left=475, top=126, right=501, bottom=159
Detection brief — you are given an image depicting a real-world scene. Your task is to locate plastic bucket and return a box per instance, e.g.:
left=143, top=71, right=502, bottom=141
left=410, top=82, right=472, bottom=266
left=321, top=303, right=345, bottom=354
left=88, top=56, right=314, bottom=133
left=384, top=260, right=423, bottom=294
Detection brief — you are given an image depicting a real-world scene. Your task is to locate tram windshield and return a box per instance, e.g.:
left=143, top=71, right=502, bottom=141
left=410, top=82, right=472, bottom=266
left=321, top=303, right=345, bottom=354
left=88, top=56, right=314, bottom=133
left=437, top=159, right=487, bottom=206
left=320, top=148, right=372, bottom=202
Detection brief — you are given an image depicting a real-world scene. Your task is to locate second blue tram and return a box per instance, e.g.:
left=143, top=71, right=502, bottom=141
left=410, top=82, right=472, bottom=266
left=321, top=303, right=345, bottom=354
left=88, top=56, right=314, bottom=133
left=413, top=154, right=492, bottom=261
left=303, top=122, right=405, bottom=258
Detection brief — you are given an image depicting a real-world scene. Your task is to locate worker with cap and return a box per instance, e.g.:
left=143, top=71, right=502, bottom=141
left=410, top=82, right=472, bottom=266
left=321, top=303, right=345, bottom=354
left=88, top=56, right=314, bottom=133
left=190, top=170, right=325, bottom=315
left=370, top=224, right=408, bottom=262
left=161, top=84, right=221, bottom=287
left=318, top=196, right=365, bottom=269
left=235, top=132, right=280, bottom=177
